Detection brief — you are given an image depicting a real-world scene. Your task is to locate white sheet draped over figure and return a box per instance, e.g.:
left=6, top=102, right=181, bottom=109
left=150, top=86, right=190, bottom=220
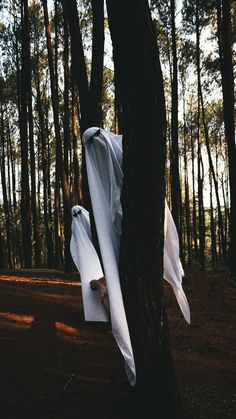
left=70, top=127, right=190, bottom=386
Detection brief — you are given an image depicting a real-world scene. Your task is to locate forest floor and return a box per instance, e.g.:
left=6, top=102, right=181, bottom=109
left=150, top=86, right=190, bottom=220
left=0, top=268, right=235, bottom=419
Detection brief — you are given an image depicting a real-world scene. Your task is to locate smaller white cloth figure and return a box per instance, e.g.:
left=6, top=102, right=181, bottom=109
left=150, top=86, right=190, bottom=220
left=70, top=206, right=108, bottom=322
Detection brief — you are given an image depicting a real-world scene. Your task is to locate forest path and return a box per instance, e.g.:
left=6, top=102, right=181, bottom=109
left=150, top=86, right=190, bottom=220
left=0, top=268, right=235, bottom=419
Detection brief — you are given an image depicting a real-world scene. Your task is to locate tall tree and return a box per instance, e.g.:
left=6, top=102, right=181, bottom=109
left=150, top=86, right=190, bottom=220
left=62, top=1, right=70, bottom=181
left=107, top=0, right=184, bottom=417
left=0, top=103, right=13, bottom=268
left=217, top=0, right=236, bottom=277
left=196, top=0, right=205, bottom=269
left=25, top=0, right=42, bottom=267
left=42, top=0, right=72, bottom=271
left=170, top=0, right=180, bottom=234
left=88, top=0, right=104, bottom=127
left=33, top=14, right=54, bottom=267
left=62, top=0, right=89, bottom=133
left=20, top=0, right=32, bottom=268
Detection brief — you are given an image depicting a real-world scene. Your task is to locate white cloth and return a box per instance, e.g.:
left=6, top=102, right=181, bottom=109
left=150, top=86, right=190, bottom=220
left=82, top=127, right=136, bottom=385
left=164, top=204, right=190, bottom=324
left=70, top=206, right=108, bottom=322
left=70, top=127, right=190, bottom=386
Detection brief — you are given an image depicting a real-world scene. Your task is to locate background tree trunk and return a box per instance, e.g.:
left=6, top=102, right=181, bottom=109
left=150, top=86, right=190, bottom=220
left=62, top=0, right=89, bottom=133
left=62, top=4, right=70, bottom=182
left=35, top=58, right=54, bottom=268
left=88, top=0, right=104, bottom=127
left=196, top=0, right=205, bottom=270
left=170, top=0, right=180, bottom=234
left=20, top=0, right=32, bottom=268
left=42, top=0, right=72, bottom=271
left=24, top=0, right=41, bottom=267
left=0, top=106, right=13, bottom=268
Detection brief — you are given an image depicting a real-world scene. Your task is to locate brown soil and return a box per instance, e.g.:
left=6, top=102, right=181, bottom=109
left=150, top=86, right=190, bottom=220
left=0, top=268, right=235, bottom=419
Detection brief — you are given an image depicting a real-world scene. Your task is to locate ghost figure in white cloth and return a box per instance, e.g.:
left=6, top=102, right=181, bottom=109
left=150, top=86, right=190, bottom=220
left=70, top=127, right=190, bottom=386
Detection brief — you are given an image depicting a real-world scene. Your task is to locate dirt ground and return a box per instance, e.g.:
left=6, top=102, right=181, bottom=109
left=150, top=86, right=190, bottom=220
left=0, top=268, right=235, bottom=419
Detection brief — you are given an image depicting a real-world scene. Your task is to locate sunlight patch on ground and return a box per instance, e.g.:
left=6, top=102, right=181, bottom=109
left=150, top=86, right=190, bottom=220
left=55, top=321, right=79, bottom=337
left=0, top=275, right=81, bottom=287
left=0, top=311, right=34, bottom=330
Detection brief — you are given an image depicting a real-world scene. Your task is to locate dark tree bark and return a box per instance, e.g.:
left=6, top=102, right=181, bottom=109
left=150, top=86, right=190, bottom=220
left=72, top=84, right=82, bottom=204
left=197, top=140, right=205, bottom=270
left=88, top=0, right=104, bottom=127
left=209, top=172, right=217, bottom=269
left=183, top=94, right=191, bottom=267
left=42, top=95, right=57, bottom=267
left=190, top=107, right=198, bottom=258
left=107, top=1, right=184, bottom=417
left=20, top=0, right=32, bottom=268
left=0, top=238, right=6, bottom=270
left=9, top=124, right=22, bottom=267
left=7, top=123, right=17, bottom=267
left=24, top=0, right=42, bottom=267
left=0, top=106, right=13, bottom=268
left=12, top=7, right=24, bottom=268
left=54, top=0, right=63, bottom=268
left=0, top=221, right=7, bottom=269
left=61, top=0, right=89, bottom=133
left=170, top=0, right=180, bottom=235
left=221, top=173, right=229, bottom=251
left=217, top=0, right=236, bottom=277
left=114, top=72, right=123, bottom=134
left=35, top=55, right=54, bottom=268
left=196, top=0, right=205, bottom=270
left=42, top=0, right=72, bottom=271
left=62, top=3, right=70, bottom=181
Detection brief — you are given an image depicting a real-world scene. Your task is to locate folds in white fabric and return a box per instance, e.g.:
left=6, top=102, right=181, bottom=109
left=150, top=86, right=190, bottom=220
left=82, top=127, right=136, bottom=386
left=70, top=206, right=108, bottom=322
left=82, top=127, right=190, bottom=325
left=70, top=127, right=190, bottom=386
left=164, top=203, right=190, bottom=324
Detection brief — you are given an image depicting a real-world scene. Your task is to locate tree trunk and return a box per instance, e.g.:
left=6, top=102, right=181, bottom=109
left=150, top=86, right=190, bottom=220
left=114, top=72, right=123, bottom=134
left=62, top=0, right=89, bottom=132
left=221, top=173, right=229, bottom=251
left=170, top=0, right=180, bottom=235
left=35, top=55, right=54, bottom=268
left=107, top=1, right=184, bottom=417
left=190, top=108, right=198, bottom=258
left=24, top=0, right=42, bottom=267
left=72, top=84, right=82, bottom=204
left=0, top=106, right=13, bottom=268
left=42, top=0, right=72, bottom=271
left=6, top=122, right=15, bottom=267
left=13, top=8, right=23, bottom=268
left=196, top=1, right=205, bottom=270
left=0, top=221, right=7, bottom=269
left=88, top=0, right=104, bottom=127
left=217, top=0, right=236, bottom=278
left=210, top=172, right=217, bottom=269
left=20, top=0, right=32, bottom=268
left=183, top=92, right=191, bottom=267
left=62, top=4, right=70, bottom=181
